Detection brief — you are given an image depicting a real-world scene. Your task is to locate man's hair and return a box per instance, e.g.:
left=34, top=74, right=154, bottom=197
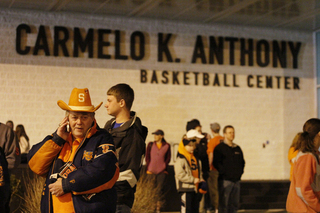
left=186, top=119, right=201, bottom=131
left=223, top=125, right=234, bottom=133
left=107, top=83, right=134, bottom=110
left=210, top=123, right=220, bottom=133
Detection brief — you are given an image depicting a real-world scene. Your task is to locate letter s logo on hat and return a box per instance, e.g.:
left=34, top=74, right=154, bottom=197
left=57, top=88, right=103, bottom=112
left=78, top=93, right=85, bottom=102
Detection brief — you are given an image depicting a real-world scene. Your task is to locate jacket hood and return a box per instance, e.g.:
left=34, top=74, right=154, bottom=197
left=104, top=111, right=147, bottom=139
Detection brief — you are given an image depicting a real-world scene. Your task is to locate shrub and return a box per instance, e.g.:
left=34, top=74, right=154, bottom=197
left=131, top=173, right=165, bottom=213
left=19, top=171, right=44, bottom=213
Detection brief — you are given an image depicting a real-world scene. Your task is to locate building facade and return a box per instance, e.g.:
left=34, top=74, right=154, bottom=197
left=0, top=8, right=315, bottom=180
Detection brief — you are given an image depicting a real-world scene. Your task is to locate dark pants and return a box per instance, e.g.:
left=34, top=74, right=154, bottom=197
left=218, top=180, right=240, bottom=213
left=116, top=204, right=131, bottom=213
left=207, top=170, right=219, bottom=209
left=180, top=191, right=201, bottom=213
left=0, top=184, right=11, bottom=213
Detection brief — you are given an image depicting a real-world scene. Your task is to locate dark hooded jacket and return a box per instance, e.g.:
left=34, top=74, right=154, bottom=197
left=104, top=111, right=148, bottom=208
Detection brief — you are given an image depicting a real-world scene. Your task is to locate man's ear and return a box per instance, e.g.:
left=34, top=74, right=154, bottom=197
left=119, top=99, right=126, bottom=108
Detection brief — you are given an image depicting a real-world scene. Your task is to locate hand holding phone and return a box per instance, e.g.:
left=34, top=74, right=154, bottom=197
left=57, top=117, right=70, bottom=141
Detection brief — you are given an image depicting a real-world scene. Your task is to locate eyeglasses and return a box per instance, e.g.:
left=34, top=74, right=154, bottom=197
left=189, top=139, right=197, bottom=142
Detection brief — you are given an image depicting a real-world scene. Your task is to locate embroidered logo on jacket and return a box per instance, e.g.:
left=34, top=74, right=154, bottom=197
left=83, top=151, right=93, bottom=161
left=94, top=144, right=116, bottom=159
left=101, top=144, right=110, bottom=153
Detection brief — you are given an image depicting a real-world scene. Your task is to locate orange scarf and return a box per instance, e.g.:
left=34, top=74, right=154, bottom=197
left=178, top=140, right=199, bottom=180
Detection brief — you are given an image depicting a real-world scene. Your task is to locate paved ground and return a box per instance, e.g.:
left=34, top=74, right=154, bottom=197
left=237, top=210, right=287, bottom=213
left=164, top=210, right=287, bottom=213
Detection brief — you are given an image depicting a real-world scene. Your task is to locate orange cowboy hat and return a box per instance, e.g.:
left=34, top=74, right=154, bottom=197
left=57, top=88, right=102, bottom=112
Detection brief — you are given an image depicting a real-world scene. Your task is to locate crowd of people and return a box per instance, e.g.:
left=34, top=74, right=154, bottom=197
left=1, top=83, right=319, bottom=213
left=145, top=118, right=245, bottom=213
left=172, top=120, right=245, bottom=213
left=145, top=116, right=320, bottom=213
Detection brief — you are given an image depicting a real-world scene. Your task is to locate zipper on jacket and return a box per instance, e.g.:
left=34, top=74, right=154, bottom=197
left=68, top=126, right=92, bottom=213
left=71, top=127, right=92, bottom=164
left=48, top=153, right=59, bottom=213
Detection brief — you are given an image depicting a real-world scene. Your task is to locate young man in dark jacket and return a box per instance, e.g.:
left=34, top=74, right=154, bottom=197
left=213, top=125, right=245, bottom=213
left=104, top=83, right=148, bottom=213
left=28, top=88, right=119, bottom=213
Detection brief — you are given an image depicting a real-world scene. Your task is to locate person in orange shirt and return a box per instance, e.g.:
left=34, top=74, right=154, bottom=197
left=207, top=123, right=224, bottom=213
left=288, top=132, right=301, bottom=181
left=286, top=118, right=320, bottom=213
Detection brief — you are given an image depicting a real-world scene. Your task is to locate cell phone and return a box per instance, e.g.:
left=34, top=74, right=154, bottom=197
left=66, top=122, right=70, bottom=132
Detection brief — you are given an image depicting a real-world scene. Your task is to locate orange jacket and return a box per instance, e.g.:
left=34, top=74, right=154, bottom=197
left=286, top=152, right=320, bottom=213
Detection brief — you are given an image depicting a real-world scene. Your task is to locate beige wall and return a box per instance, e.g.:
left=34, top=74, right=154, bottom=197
left=0, top=9, right=316, bottom=180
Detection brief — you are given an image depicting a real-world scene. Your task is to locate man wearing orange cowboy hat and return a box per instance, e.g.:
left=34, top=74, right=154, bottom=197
left=28, top=88, right=119, bottom=213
